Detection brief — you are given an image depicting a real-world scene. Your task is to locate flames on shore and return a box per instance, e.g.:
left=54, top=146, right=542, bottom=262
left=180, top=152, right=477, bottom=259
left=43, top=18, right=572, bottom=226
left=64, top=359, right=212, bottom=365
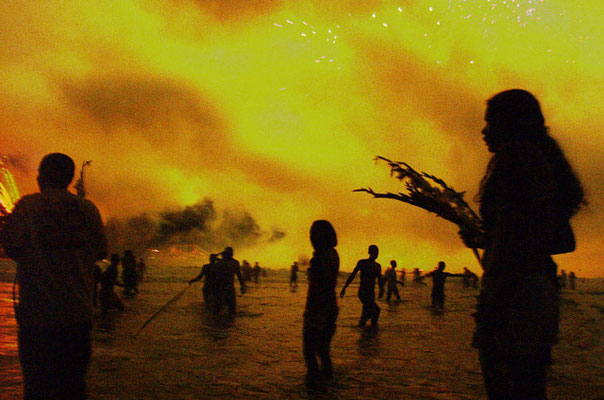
left=0, top=157, right=19, bottom=216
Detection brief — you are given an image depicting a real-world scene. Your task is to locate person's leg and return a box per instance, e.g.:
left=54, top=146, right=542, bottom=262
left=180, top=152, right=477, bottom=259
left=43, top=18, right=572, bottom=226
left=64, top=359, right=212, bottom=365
left=316, top=324, right=336, bottom=378
left=509, top=352, right=548, bottom=400
left=19, top=323, right=91, bottom=400
left=371, top=302, right=381, bottom=326
left=227, top=290, right=237, bottom=317
left=394, top=286, right=401, bottom=300
left=57, top=323, right=92, bottom=400
left=479, top=345, right=512, bottom=400
left=303, top=326, right=320, bottom=379
left=359, top=298, right=371, bottom=326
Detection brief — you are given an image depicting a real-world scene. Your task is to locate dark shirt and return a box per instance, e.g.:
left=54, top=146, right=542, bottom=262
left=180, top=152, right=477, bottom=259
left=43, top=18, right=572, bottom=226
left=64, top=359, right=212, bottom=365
left=215, top=258, right=243, bottom=292
left=100, top=265, right=120, bottom=295
left=352, top=258, right=383, bottom=298
left=305, top=248, right=339, bottom=313
left=425, top=269, right=453, bottom=294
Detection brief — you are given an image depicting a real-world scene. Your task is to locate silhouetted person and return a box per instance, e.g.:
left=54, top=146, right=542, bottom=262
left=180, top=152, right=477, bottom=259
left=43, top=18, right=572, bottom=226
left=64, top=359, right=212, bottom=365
left=303, top=220, right=339, bottom=383
left=121, top=249, right=138, bottom=295
left=424, top=261, right=462, bottom=309
left=136, top=257, right=147, bottom=282
left=252, top=262, right=261, bottom=283
left=214, top=247, right=246, bottom=317
left=241, top=259, right=252, bottom=282
left=99, top=254, right=125, bottom=316
left=290, top=261, right=299, bottom=288
left=558, top=269, right=568, bottom=289
left=385, top=260, right=404, bottom=301
left=0, top=153, right=107, bottom=400
left=568, top=271, right=577, bottom=290
left=189, top=253, right=219, bottom=307
left=340, top=245, right=384, bottom=327
left=470, top=270, right=480, bottom=288
left=462, top=267, right=472, bottom=289
left=460, top=89, right=585, bottom=400
left=412, top=267, right=425, bottom=285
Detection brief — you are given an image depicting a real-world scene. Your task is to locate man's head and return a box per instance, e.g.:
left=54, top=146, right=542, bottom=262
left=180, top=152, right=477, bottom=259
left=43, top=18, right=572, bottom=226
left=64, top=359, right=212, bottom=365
left=37, top=153, right=75, bottom=190
left=368, top=245, right=379, bottom=259
left=438, top=261, right=446, bottom=271
left=222, top=246, right=233, bottom=259
left=390, top=260, right=397, bottom=268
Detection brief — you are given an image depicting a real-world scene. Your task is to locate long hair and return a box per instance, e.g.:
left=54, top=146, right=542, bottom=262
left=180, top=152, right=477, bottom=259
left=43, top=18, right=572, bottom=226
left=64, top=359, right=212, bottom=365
left=478, top=89, right=585, bottom=218
left=310, top=220, right=337, bottom=250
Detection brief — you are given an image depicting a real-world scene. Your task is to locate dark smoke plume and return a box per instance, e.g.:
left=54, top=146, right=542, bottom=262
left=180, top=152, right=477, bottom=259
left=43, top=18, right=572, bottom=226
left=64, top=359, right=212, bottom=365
left=105, top=198, right=285, bottom=254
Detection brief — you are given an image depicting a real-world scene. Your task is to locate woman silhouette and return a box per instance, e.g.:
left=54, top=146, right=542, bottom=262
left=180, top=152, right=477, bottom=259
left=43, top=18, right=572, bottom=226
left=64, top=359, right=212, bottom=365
left=460, top=89, right=585, bottom=399
left=303, top=220, right=339, bottom=384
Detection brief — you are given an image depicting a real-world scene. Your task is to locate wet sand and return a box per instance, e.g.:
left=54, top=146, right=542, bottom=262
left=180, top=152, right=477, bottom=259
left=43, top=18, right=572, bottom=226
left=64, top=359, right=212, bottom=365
left=1, top=261, right=603, bottom=399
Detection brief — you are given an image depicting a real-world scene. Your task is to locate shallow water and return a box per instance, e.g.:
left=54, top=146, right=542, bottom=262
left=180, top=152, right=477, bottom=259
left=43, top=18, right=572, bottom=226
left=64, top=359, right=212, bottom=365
left=1, top=261, right=603, bottom=399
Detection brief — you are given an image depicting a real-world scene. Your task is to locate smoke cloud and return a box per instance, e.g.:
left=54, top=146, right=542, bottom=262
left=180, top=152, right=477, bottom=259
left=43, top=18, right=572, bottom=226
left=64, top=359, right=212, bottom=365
left=105, top=198, right=285, bottom=254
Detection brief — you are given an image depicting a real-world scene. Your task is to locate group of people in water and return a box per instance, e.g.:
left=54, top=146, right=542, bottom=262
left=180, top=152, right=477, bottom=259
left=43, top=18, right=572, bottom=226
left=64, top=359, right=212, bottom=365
left=302, top=89, right=586, bottom=400
left=93, top=250, right=146, bottom=316
left=0, top=89, right=587, bottom=400
left=188, top=247, right=247, bottom=317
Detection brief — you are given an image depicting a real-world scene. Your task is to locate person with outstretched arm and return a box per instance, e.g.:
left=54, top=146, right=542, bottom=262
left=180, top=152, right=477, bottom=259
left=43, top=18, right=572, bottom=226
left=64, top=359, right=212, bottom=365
left=424, top=261, right=463, bottom=309
left=340, top=245, right=384, bottom=327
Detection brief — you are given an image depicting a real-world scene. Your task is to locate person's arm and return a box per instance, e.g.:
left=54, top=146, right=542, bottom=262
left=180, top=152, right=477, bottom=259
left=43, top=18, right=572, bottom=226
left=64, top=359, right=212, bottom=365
left=340, top=264, right=360, bottom=298
left=189, top=268, right=205, bottom=285
left=377, top=264, right=385, bottom=299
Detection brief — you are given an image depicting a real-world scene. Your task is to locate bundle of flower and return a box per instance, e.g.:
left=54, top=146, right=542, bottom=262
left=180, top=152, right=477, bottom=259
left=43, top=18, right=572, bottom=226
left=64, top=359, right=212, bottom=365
left=354, top=156, right=483, bottom=266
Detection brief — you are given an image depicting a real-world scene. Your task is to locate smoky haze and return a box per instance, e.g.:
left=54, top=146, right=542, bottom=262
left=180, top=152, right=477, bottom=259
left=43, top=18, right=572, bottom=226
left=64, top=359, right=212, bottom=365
left=105, top=198, right=285, bottom=255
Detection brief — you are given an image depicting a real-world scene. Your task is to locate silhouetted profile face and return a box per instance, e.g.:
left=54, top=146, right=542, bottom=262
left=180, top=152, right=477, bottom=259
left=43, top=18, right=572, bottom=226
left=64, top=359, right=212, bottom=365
left=482, top=89, right=545, bottom=153
left=37, top=153, right=75, bottom=190
left=390, top=260, right=397, bottom=268
left=368, top=245, right=379, bottom=259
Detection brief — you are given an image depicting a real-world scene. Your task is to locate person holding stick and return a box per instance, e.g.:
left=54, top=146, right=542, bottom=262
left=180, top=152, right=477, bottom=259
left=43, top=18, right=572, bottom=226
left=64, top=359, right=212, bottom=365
left=459, top=89, right=585, bottom=399
left=189, top=253, right=219, bottom=309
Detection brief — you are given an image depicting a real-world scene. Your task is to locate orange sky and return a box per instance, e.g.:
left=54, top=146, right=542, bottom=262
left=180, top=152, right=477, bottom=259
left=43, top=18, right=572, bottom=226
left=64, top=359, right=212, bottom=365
left=1, top=0, right=602, bottom=276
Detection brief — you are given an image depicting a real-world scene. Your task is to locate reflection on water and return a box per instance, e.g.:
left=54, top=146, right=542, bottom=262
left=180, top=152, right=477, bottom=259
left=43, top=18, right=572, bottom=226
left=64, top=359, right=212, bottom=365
left=0, top=281, right=21, bottom=399
left=1, top=268, right=604, bottom=400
